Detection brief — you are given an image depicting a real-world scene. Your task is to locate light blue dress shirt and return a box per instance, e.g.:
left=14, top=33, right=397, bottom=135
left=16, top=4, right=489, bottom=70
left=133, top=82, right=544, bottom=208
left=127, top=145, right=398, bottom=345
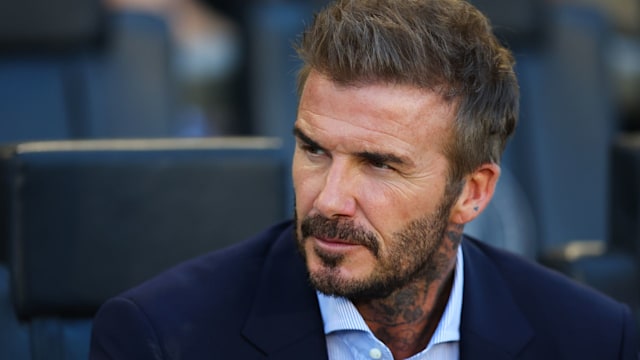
left=317, top=246, right=464, bottom=360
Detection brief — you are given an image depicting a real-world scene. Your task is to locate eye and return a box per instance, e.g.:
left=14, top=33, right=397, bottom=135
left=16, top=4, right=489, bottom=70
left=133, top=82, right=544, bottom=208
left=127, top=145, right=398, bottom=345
left=369, top=159, right=394, bottom=171
left=300, top=143, right=326, bottom=157
left=360, top=152, right=399, bottom=172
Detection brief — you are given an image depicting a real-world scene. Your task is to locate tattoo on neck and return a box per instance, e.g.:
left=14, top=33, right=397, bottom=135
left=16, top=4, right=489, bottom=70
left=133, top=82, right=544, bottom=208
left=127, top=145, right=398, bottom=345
left=361, top=266, right=455, bottom=358
left=446, top=224, right=463, bottom=250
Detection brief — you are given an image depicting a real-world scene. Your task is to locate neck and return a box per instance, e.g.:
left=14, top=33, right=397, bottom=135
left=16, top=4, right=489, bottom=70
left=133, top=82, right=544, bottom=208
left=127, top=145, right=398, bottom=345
left=355, top=249, right=457, bottom=359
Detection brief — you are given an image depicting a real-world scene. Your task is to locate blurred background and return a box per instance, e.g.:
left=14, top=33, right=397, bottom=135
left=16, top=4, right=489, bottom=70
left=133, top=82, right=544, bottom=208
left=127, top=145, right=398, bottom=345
left=1, top=0, right=640, bottom=359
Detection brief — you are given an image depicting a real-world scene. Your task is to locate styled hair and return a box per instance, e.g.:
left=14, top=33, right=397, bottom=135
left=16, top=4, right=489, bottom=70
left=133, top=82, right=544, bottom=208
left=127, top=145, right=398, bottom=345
left=295, top=0, right=519, bottom=184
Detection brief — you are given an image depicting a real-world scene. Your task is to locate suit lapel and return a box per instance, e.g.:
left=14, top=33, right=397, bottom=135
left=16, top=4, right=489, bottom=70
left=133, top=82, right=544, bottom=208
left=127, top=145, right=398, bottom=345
left=242, top=224, right=328, bottom=360
left=241, top=227, right=535, bottom=359
left=460, top=238, right=534, bottom=360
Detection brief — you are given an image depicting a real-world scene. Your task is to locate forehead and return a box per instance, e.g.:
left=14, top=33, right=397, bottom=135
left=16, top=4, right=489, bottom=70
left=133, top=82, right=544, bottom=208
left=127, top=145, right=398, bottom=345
left=296, top=72, right=456, bottom=159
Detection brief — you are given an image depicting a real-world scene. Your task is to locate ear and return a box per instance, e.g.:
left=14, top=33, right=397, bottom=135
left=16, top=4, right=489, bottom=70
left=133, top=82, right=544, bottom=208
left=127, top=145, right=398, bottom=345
left=449, top=163, right=501, bottom=224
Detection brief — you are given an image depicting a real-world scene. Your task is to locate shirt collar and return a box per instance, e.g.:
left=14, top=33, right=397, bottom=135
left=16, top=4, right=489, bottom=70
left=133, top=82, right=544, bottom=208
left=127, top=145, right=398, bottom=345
left=317, top=245, right=464, bottom=346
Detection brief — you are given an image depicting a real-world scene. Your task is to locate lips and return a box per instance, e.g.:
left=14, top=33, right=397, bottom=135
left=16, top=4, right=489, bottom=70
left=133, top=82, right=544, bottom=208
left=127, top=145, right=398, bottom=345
left=300, top=214, right=380, bottom=257
left=315, top=235, right=361, bottom=246
left=312, top=235, right=369, bottom=254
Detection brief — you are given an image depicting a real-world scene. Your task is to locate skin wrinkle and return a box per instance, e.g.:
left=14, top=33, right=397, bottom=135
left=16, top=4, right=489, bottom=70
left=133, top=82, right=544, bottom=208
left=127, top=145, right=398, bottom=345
left=293, top=126, right=441, bottom=209
left=296, top=110, right=417, bottom=164
left=297, top=80, right=454, bottom=156
left=294, top=110, right=448, bottom=187
left=294, top=121, right=417, bottom=172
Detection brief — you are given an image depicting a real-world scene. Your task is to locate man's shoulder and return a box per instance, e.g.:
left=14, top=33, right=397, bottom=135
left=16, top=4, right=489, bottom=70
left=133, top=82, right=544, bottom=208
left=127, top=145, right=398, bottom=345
left=90, top=220, right=306, bottom=358
left=464, top=236, right=624, bottom=311
left=462, top=235, right=632, bottom=333
left=461, top=236, right=638, bottom=358
left=112, top=220, right=295, bottom=320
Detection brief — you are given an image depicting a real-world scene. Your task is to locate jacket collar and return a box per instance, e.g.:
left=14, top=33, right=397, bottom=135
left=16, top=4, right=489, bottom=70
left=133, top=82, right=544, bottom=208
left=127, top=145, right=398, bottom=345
left=242, top=223, right=328, bottom=359
left=242, top=225, right=535, bottom=359
left=460, top=237, right=534, bottom=359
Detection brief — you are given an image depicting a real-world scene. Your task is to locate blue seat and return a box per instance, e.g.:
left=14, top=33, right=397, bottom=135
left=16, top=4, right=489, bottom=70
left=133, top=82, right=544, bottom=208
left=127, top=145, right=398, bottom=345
left=0, top=57, right=74, bottom=142
left=469, top=4, right=620, bottom=256
left=503, top=4, right=617, bottom=251
left=0, top=8, right=177, bottom=143
left=79, top=11, right=177, bottom=138
left=0, top=0, right=102, bottom=143
left=0, top=265, right=30, bottom=360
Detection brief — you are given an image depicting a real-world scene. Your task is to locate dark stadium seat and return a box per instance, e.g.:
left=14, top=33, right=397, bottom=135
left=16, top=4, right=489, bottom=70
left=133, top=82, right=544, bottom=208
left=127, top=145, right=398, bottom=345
left=0, top=5, right=177, bottom=142
left=0, top=137, right=289, bottom=360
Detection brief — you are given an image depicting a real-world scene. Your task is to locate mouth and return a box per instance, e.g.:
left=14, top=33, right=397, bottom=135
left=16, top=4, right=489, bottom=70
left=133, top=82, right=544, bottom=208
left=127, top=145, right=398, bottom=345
left=312, top=236, right=366, bottom=252
left=298, top=214, right=380, bottom=257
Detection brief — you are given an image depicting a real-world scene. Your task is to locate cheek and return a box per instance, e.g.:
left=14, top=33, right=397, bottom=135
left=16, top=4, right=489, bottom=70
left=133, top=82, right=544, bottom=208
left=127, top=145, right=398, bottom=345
left=292, top=155, right=319, bottom=214
left=360, top=180, right=441, bottom=235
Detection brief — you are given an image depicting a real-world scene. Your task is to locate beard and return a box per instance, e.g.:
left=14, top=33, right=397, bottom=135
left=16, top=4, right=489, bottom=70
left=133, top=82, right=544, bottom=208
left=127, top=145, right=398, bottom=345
left=295, top=190, right=458, bottom=301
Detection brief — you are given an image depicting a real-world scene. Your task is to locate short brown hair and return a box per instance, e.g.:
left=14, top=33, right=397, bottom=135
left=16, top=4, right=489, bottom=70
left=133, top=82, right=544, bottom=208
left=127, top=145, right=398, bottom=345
left=295, top=0, right=519, bottom=184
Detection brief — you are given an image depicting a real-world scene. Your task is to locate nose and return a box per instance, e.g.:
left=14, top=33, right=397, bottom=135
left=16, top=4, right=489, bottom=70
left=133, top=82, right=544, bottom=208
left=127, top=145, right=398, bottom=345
left=313, top=158, right=358, bottom=218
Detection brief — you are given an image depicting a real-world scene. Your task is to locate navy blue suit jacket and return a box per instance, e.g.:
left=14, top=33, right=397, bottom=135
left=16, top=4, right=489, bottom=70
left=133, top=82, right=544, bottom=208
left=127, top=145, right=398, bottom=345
left=90, top=221, right=638, bottom=359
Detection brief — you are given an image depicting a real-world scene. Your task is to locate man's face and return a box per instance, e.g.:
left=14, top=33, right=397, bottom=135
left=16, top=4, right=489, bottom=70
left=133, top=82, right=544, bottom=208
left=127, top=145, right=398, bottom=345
left=293, top=71, right=461, bottom=300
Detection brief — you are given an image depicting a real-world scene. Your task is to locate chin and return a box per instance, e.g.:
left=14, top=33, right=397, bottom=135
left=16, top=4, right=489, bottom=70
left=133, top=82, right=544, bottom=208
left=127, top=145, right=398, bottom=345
left=307, top=258, right=387, bottom=300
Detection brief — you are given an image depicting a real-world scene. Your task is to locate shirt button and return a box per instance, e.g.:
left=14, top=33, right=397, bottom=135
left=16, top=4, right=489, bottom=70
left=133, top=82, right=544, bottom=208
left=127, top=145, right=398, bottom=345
left=369, top=348, right=382, bottom=359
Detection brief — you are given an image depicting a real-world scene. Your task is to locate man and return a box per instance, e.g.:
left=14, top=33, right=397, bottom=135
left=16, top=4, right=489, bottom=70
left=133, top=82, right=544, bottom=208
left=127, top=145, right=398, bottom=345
left=90, top=0, right=639, bottom=359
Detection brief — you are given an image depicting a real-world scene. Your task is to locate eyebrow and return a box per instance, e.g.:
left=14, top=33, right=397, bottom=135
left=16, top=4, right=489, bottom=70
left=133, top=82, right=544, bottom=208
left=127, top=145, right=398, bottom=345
left=356, top=151, right=409, bottom=167
left=293, top=127, right=324, bottom=151
left=292, top=126, right=414, bottom=168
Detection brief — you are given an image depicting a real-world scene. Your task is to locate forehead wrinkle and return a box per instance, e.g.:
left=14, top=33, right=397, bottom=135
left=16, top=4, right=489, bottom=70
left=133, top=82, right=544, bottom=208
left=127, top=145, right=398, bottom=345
left=298, top=73, right=455, bottom=167
left=333, top=78, right=453, bottom=127
left=297, top=108, right=418, bottom=164
left=301, top=71, right=438, bottom=131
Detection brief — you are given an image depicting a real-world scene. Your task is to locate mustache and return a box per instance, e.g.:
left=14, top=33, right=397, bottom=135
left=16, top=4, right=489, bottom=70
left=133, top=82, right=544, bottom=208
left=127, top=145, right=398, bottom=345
left=300, top=214, right=380, bottom=257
